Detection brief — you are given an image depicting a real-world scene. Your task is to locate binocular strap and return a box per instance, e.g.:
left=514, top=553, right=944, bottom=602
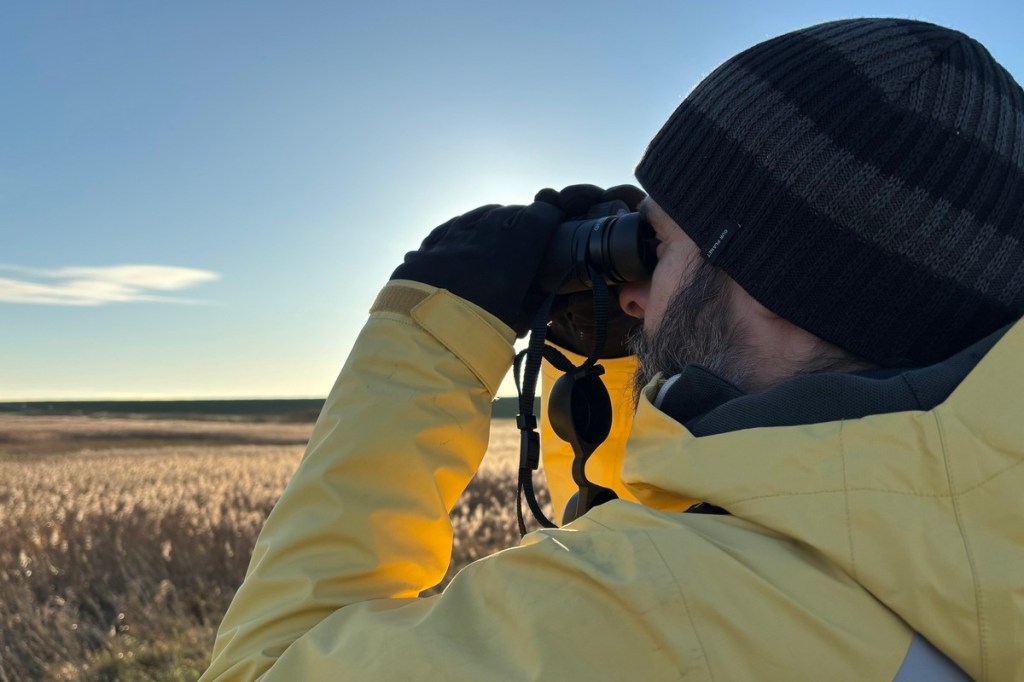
left=514, top=267, right=618, bottom=537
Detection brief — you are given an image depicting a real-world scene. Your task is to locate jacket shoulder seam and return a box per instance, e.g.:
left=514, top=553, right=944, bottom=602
left=933, top=410, right=987, bottom=678
left=642, top=529, right=716, bottom=681
left=839, top=420, right=858, bottom=581
left=579, top=516, right=712, bottom=680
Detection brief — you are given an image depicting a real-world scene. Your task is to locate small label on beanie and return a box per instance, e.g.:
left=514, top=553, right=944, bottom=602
left=704, top=218, right=742, bottom=264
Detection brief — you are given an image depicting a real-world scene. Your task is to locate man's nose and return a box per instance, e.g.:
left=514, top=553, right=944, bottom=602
left=618, top=279, right=650, bottom=319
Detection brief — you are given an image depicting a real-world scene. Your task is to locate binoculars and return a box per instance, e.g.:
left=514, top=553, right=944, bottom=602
left=536, top=211, right=658, bottom=294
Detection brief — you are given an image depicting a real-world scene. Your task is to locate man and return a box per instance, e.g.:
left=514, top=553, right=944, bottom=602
left=203, top=18, right=1023, bottom=680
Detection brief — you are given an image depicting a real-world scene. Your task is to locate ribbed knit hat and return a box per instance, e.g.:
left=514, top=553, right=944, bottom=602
left=635, top=18, right=1024, bottom=366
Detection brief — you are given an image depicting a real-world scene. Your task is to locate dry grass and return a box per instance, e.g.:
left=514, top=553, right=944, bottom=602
left=0, top=414, right=547, bottom=680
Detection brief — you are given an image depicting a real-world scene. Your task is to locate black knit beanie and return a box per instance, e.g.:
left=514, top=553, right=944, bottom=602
left=635, top=18, right=1024, bottom=367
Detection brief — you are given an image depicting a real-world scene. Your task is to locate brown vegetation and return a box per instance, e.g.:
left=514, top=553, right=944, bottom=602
left=0, top=415, right=547, bottom=680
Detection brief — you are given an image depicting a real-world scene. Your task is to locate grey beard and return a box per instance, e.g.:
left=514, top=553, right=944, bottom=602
left=628, top=261, right=754, bottom=408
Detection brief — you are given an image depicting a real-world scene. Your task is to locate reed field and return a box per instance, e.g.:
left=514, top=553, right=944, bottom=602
left=0, top=414, right=547, bottom=681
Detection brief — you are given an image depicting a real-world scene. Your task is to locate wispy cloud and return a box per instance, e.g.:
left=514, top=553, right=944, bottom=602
left=0, top=264, right=220, bottom=306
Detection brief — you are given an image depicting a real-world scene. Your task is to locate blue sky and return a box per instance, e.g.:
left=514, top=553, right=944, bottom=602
left=3, top=0, right=1023, bottom=400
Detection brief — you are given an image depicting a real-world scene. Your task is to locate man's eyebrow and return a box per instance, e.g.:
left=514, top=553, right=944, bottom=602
left=637, top=197, right=652, bottom=225
left=637, top=198, right=664, bottom=237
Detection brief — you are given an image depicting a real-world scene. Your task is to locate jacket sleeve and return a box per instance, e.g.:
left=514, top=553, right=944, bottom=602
left=540, top=344, right=640, bottom=521
left=200, top=282, right=690, bottom=681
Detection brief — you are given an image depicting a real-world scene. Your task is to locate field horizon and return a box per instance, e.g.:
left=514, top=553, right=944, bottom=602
left=0, top=396, right=535, bottom=421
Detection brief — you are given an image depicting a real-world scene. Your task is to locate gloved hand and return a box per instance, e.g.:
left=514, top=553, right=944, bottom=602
left=390, top=201, right=564, bottom=336
left=535, top=184, right=647, bottom=358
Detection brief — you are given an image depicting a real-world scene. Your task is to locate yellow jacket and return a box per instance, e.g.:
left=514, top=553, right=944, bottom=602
left=203, top=280, right=1024, bottom=680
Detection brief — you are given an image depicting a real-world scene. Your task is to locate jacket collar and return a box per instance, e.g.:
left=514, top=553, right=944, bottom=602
left=651, top=322, right=1011, bottom=437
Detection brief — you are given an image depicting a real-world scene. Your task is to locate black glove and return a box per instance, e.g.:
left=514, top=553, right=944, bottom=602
left=536, top=184, right=647, bottom=358
left=391, top=201, right=564, bottom=336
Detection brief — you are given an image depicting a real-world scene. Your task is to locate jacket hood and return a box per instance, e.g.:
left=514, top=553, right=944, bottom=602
left=620, top=319, right=1024, bottom=680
